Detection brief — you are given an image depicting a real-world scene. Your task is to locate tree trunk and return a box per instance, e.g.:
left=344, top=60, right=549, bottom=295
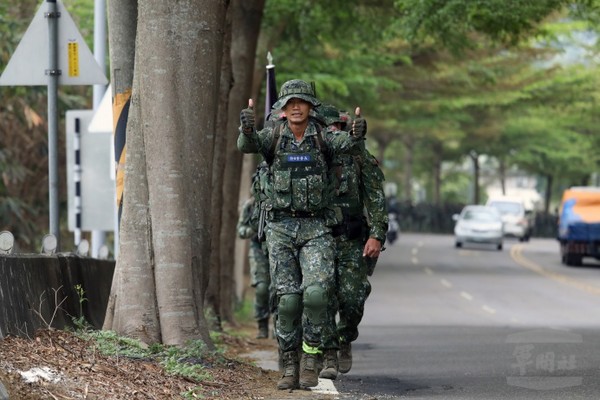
left=103, top=0, right=162, bottom=344
left=207, top=3, right=233, bottom=332
left=106, top=0, right=227, bottom=347
left=218, top=0, right=265, bottom=325
left=498, top=157, right=506, bottom=195
left=432, top=142, right=442, bottom=205
left=471, top=152, right=480, bottom=204
left=402, top=135, right=413, bottom=203
left=545, top=174, right=553, bottom=213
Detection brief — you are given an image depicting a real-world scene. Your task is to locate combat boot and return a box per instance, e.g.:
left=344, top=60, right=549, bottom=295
left=338, top=342, right=352, bottom=373
left=256, top=318, right=269, bottom=339
left=318, top=349, right=338, bottom=380
left=277, top=351, right=299, bottom=390
left=299, top=351, right=319, bottom=389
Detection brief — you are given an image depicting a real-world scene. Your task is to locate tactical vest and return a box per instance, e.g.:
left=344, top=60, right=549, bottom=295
left=266, top=123, right=331, bottom=214
left=332, top=152, right=364, bottom=216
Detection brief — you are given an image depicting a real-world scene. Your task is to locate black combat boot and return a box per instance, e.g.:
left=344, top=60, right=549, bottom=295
left=338, top=342, right=352, bottom=373
left=277, top=351, right=299, bottom=390
left=318, top=349, right=338, bottom=380
left=256, top=318, right=269, bottom=339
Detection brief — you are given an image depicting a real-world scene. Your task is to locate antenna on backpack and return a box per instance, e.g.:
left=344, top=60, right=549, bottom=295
left=310, top=81, right=316, bottom=97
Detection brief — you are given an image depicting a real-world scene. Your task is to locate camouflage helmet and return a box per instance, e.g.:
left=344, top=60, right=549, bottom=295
left=338, top=110, right=352, bottom=130
left=316, top=103, right=342, bottom=126
left=272, top=79, right=320, bottom=111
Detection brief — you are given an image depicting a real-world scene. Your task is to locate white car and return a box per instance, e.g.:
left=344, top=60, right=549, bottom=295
left=453, top=205, right=504, bottom=250
left=486, top=197, right=533, bottom=242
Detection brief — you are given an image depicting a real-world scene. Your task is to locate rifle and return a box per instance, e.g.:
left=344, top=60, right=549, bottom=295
left=257, top=202, right=267, bottom=242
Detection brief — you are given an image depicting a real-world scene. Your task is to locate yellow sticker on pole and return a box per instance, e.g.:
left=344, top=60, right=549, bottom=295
left=67, top=41, right=80, bottom=77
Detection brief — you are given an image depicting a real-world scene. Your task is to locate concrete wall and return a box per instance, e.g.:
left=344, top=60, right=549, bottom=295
left=0, top=254, right=114, bottom=339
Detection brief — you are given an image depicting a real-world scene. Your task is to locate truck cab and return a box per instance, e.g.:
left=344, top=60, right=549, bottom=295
left=558, top=187, right=600, bottom=266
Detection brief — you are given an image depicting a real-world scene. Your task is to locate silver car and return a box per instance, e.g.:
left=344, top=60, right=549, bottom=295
left=453, top=205, right=504, bottom=250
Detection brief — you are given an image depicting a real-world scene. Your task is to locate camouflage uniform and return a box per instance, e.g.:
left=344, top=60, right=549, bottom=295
left=318, top=104, right=388, bottom=376
left=238, top=79, right=365, bottom=389
left=236, top=197, right=270, bottom=334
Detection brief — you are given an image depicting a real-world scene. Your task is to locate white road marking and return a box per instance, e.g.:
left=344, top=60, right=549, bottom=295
left=441, top=278, right=453, bottom=288
left=411, top=257, right=419, bottom=265
left=412, top=247, right=418, bottom=255
left=482, top=305, right=496, bottom=314
left=424, top=267, right=433, bottom=275
left=311, top=378, right=339, bottom=394
left=460, top=291, right=473, bottom=301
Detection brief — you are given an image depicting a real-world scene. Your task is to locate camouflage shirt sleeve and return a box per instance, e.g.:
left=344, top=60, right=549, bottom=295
left=237, top=124, right=276, bottom=156
left=324, top=129, right=363, bottom=156
left=360, top=148, right=388, bottom=242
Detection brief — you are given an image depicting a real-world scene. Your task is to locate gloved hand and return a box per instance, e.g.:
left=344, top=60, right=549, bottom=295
left=240, top=98, right=255, bottom=134
left=351, top=106, right=367, bottom=138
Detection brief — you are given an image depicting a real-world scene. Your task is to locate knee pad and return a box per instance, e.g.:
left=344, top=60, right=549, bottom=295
left=255, top=282, right=269, bottom=300
left=303, top=285, right=328, bottom=325
left=277, top=293, right=302, bottom=333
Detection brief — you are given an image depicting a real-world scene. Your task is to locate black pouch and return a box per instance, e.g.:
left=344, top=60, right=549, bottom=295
left=345, top=219, right=366, bottom=240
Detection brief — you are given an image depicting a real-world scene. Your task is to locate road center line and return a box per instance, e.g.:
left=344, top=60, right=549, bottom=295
left=511, top=244, right=600, bottom=297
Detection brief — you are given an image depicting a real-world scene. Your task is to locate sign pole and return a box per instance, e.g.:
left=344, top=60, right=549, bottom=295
left=46, top=0, right=61, bottom=250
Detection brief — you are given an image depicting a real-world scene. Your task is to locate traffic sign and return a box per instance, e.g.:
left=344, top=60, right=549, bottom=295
left=0, top=0, right=107, bottom=86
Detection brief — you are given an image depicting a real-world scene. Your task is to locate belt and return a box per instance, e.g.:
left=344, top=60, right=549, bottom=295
left=272, top=210, right=322, bottom=219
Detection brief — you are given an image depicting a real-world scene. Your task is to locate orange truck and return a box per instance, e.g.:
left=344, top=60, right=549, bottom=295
left=557, top=187, right=600, bottom=266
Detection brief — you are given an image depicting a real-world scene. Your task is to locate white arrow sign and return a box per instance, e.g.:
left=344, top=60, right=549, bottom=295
left=0, top=0, right=107, bottom=86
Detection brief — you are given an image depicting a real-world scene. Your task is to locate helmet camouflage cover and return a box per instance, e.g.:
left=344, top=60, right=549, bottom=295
left=272, top=79, right=321, bottom=111
left=316, top=103, right=342, bottom=126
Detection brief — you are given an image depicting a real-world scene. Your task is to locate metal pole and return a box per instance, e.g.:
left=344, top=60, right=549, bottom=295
left=46, top=0, right=60, bottom=250
left=91, top=0, right=107, bottom=258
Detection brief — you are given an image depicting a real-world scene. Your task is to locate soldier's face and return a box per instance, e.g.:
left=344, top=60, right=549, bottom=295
left=283, top=98, right=311, bottom=124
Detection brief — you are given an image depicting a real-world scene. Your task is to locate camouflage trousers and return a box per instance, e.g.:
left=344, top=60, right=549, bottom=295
left=322, top=235, right=372, bottom=349
left=266, top=217, right=336, bottom=352
left=249, top=239, right=270, bottom=321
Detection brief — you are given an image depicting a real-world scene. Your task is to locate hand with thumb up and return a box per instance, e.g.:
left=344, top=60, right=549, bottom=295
left=352, top=106, right=367, bottom=138
left=240, top=98, right=255, bottom=134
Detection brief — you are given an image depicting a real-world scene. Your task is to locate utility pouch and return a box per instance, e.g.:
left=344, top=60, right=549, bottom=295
left=345, top=218, right=366, bottom=240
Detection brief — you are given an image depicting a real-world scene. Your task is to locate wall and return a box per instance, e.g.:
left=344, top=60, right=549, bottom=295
left=0, top=254, right=114, bottom=339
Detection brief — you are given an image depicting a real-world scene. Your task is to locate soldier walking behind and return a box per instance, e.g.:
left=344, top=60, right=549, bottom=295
left=236, top=168, right=271, bottom=339
left=317, top=104, right=388, bottom=380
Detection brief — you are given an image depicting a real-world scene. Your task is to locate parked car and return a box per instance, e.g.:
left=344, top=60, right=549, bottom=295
left=453, top=205, right=504, bottom=250
left=486, top=196, right=533, bottom=242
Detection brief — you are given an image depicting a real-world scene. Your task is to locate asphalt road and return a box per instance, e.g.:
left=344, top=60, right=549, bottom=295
left=333, top=233, right=600, bottom=400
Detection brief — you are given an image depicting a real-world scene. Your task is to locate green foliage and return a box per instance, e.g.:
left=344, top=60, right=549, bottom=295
left=82, top=329, right=221, bottom=390
left=71, top=284, right=90, bottom=329
left=262, top=0, right=399, bottom=108
left=393, top=0, right=568, bottom=53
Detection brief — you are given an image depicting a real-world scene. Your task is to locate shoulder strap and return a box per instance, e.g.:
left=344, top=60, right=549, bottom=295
left=264, top=121, right=285, bottom=165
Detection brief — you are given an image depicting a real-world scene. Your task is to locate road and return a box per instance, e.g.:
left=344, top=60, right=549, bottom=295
left=332, top=233, right=600, bottom=399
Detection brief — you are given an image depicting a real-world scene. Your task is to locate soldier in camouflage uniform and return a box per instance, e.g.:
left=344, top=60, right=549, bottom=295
left=316, top=104, right=388, bottom=380
left=237, top=79, right=367, bottom=390
left=236, top=168, right=271, bottom=339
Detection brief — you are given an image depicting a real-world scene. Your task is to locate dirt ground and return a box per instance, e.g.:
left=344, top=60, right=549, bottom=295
left=0, top=325, right=335, bottom=400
